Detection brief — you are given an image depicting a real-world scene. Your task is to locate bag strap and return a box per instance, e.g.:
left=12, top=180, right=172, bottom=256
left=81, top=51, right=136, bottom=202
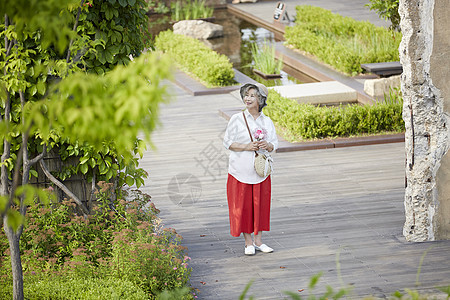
left=243, top=112, right=258, bottom=156
left=242, top=112, right=253, bottom=142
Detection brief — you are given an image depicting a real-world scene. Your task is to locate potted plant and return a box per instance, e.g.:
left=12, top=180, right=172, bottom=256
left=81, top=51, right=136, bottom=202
left=251, top=40, right=283, bottom=79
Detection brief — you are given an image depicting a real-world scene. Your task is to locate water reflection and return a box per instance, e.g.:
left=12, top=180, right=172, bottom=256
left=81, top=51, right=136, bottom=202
left=147, top=8, right=303, bottom=87
left=209, top=10, right=302, bottom=87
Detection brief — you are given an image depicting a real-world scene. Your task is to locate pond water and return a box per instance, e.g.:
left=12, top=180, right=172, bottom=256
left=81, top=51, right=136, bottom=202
left=148, top=8, right=304, bottom=87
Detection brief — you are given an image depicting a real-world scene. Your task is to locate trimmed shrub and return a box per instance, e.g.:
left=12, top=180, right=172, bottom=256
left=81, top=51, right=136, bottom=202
left=154, top=30, right=235, bottom=87
left=263, top=89, right=404, bottom=141
left=284, top=5, right=401, bottom=75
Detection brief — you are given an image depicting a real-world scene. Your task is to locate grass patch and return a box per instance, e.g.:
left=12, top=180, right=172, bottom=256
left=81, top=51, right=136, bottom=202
left=250, top=40, right=283, bottom=75
left=171, top=0, right=214, bottom=21
left=263, top=88, right=404, bottom=142
left=284, top=5, right=401, bottom=76
left=154, top=30, right=235, bottom=87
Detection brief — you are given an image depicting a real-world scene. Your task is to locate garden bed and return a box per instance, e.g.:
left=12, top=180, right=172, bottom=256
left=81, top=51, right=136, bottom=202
left=264, top=89, right=404, bottom=142
left=284, top=5, right=401, bottom=76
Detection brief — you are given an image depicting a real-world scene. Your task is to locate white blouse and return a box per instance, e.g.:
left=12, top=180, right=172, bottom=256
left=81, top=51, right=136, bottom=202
left=223, top=109, right=278, bottom=184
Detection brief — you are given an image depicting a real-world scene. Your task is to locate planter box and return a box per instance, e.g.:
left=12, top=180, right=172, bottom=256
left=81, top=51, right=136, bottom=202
left=253, top=69, right=282, bottom=79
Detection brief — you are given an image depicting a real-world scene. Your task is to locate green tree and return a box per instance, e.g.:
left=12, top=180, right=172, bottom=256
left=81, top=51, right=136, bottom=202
left=0, top=1, right=171, bottom=299
left=366, top=0, right=400, bottom=31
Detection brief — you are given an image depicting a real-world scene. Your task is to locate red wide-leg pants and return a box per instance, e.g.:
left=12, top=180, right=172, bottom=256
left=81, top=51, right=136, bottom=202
left=226, top=174, right=271, bottom=237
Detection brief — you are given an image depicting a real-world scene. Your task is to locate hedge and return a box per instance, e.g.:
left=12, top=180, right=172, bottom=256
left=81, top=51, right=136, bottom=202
left=263, top=89, right=404, bottom=141
left=284, top=5, right=402, bottom=76
left=154, top=30, right=235, bottom=87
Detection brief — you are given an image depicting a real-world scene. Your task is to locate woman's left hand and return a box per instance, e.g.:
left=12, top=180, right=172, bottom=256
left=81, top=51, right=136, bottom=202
left=257, top=141, right=273, bottom=152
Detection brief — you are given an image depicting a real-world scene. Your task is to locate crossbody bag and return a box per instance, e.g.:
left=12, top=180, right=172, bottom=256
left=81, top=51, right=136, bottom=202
left=242, top=112, right=272, bottom=177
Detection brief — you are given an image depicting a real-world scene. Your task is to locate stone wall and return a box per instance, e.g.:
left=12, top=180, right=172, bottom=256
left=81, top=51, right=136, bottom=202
left=400, top=0, right=450, bottom=241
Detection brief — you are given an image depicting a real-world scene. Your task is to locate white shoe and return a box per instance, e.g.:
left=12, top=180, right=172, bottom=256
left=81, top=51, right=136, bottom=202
left=253, top=243, right=273, bottom=253
left=244, top=245, right=256, bottom=255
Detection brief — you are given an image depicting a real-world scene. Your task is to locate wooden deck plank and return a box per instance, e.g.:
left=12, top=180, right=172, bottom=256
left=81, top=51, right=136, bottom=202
left=139, top=82, right=450, bottom=299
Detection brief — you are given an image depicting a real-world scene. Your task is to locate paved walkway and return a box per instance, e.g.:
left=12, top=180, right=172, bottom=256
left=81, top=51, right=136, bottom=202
left=139, top=2, right=450, bottom=299
left=140, top=82, right=450, bottom=299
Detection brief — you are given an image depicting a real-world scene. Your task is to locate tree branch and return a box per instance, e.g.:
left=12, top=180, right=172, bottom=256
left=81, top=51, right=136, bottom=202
left=1, top=92, right=11, bottom=197
left=39, top=159, right=89, bottom=218
left=88, top=169, right=96, bottom=212
left=4, top=14, right=9, bottom=54
left=66, top=0, right=86, bottom=63
left=29, top=151, right=45, bottom=167
left=5, top=39, right=14, bottom=58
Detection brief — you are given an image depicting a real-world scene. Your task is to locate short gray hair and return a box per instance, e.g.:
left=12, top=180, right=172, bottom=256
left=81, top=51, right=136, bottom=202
left=241, top=84, right=267, bottom=112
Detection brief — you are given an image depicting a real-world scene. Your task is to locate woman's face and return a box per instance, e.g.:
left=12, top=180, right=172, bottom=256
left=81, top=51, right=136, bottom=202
left=244, top=88, right=259, bottom=111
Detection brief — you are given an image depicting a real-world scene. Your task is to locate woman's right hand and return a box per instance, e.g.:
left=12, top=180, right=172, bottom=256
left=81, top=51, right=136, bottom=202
left=246, top=141, right=259, bottom=151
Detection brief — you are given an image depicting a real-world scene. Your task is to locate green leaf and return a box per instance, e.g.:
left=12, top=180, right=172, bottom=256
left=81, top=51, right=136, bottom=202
left=6, top=210, right=24, bottom=232
left=105, top=168, right=114, bottom=180
left=36, top=188, right=52, bottom=205
left=391, top=291, right=404, bottom=298
left=29, top=85, right=37, bottom=96
left=309, top=272, right=322, bottom=290
left=80, top=163, right=89, bottom=174
left=89, top=158, right=96, bottom=168
left=125, top=176, right=134, bottom=186
left=105, top=8, right=114, bottom=20
left=37, top=80, right=46, bottom=95
left=282, top=291, right=301, bottom=300
left=118, top=0, right=127, bottom=7
left=30, top=169, right=38, bottom=178
left=79, top=156, right=90, bottom=164
left=0, top=196, right=7, bottom=213
left=135, top=177, right=144, bottom=188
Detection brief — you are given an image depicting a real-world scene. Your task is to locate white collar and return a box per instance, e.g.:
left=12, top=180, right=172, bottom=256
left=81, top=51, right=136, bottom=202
left=244, top=109, right=265, bottom=120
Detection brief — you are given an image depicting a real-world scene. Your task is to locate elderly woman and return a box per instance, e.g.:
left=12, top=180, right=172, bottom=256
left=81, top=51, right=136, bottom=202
left=223, top=83, right=278, bottom=255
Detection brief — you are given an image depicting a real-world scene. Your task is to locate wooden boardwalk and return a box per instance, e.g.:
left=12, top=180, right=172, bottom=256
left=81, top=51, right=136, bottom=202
left=140, top=82, right=450, bottom=299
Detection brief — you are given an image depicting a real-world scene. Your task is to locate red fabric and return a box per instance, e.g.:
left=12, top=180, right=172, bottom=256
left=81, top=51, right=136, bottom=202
left=226, top=174, right=271, bottom=237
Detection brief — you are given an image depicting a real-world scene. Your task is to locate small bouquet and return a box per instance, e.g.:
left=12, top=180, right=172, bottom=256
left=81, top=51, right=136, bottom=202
left=252, top=127, right=267, bottom=141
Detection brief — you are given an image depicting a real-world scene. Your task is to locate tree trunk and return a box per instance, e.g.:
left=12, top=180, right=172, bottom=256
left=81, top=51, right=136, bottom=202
left=3, top=219, right=24, bottom=300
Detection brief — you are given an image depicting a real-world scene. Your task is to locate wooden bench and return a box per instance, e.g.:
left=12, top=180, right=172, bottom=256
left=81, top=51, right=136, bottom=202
left=361, top=61, right=403, bottom=77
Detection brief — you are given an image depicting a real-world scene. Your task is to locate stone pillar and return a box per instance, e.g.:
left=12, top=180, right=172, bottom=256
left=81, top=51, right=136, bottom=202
left=400, top=0, right=450, bottom=241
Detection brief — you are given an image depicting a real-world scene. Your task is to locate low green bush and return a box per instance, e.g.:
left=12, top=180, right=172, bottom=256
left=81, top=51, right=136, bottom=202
left=0, top=276, right=149, bottom=300
left=263, top=89, right=404, bottom=141
left=284, top=5, right=401, bottom=75
left=154, top=30, right=235, bottom=87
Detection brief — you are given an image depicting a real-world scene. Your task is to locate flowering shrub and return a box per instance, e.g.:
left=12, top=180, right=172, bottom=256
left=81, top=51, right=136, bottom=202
left=0, top=182, right=192, bottom=299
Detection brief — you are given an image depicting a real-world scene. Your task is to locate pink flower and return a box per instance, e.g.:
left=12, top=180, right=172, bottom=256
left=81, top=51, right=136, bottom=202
left=252, top=127, right=267, bottom=141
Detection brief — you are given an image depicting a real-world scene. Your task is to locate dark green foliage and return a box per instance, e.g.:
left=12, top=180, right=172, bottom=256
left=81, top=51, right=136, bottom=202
left=366, top=0, right=400, bottom=31
left=154, top=30, right=236, bottom=87
left=284, top=5, right=401, bottom=75
left=77, top=0, right=150, bottom=74
left=264, top=89, right=404, bottom=140
left=1, top=0, right=156, bottom=194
